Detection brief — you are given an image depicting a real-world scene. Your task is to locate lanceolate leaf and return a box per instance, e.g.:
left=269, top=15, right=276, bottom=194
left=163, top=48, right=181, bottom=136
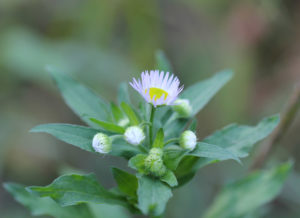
left=30, top=124, right=99, bottom=152
left=111, top=103, right=126, bottom=123
left=112, top=168, right=138, bottom=198
left=28, top=174, right=130, bottom=209
left=190, top=142, right=240, bottom=163
left=121, top=102, right=140, bottom=125
left=153, top=128, right=164, bottom=148
left=175, top=115, right=280, bottom=186
left=204, top=162, right=292, bottom=218
left=90, top=118, right=125, bottom=134
left=163, top=148, right=189, bottom=171
left=204, top=115, right=280, bottom=157
left=180, top=70, right=233, bottom=116
left=137, top=175, right=172, bottom=216
left=4, top=183, right=93, bottom=218
left=48, top=67, right=109, bottom=127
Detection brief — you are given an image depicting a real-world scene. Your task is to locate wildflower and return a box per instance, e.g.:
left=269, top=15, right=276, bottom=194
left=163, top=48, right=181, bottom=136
left=124, top=126, right=145, bottom=146
left=173, top=98, right=192, bottom=117
left=92, top=133, right=112, bottom=154
left=130, top=70, right=183, bottom=107
left=144, top=148, right=166, bottom=177
left=180, top=130, right=197, bottom=150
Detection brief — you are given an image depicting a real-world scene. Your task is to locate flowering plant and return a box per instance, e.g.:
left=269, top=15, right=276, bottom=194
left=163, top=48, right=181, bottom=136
left=4, top=55, right=292, bottom=218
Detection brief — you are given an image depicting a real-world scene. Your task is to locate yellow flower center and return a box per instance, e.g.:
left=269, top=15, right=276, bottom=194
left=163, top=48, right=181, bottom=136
left=146, top=87, right=168, bottom=101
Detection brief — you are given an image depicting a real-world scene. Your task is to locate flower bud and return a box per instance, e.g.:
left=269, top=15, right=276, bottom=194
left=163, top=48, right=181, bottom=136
left=173, top=99, right=192, bottom=118
left=124, top=126, right=145, bottom=146
left=117, top=117, right=130, bottom=127
left=92, top=133, right=112, bottom=154
left=180, top=130, right=197, bottom=150
left=145, top=148, right=166, bottom=177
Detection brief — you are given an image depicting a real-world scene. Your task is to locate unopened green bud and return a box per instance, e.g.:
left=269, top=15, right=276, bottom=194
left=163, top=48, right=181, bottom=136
left=92, top=133, right=112, bottom=154
left=173, top=99, right=192, bottom=118
left=180, top=130, right=197, bottom=150
left=145, top=148, right=166, bottom=177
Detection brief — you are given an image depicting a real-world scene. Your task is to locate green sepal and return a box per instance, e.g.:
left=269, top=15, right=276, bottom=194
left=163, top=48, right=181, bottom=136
left=128, top=154, right=148, bottom=174
left=161, top=170, right=178, bottom=187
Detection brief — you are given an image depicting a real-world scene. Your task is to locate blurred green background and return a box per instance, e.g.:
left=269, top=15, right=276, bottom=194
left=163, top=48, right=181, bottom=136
left=0, top=0, right=299, bottom=217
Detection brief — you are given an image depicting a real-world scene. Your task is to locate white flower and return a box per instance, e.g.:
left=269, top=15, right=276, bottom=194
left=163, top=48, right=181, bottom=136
left=92, top=133, right=112, bottom=154
left=173, top=98, right=192, bottom=117
left=180, top=130, right=197, bottom=150
left=124, top=126, right=145, bottom=146
left=130, top=70, right=184, bottom=107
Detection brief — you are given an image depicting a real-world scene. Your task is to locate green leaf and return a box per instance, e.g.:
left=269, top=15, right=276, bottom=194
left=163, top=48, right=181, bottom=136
left=88, top=203, right=130, bottom=218
left=110, top=138, right=141, bottom=159
left=175, top=115, right=280, bottom=185
left=163, top=148, right=189, bottom=171
left=128, top=154, right=147, bottom=173
left=112, top=168, right=138, bottom=198
left=48, top=67, right=109, bottom=127
left=137, top=175, right=172, bottom=216
left=121, top=102, right=140, bottom=125
left=28, top=174, right=129, bottom=209
left=155, top=50, right=172, bottom=72
left=118, top=82, right=131, bottom=105
left=90, top=118, right=125, bottom=134
left=161, top=170, right=178, bottom=187
left=31, top=123, right=99, bottom=153
left=204, top=115, right=280, bottom=157
left=204, top=162, right=292, bottom=218
left=111, top=103, right=126, bottom=123
left=190, top=142, right=240, bottom=163
left=180, top=70, right=233, bottom=116
left=164, top=118, right=189, bottom=139
left=4, top=183, right=93, bottom=218
left=153, top=128, right=164, bottom=148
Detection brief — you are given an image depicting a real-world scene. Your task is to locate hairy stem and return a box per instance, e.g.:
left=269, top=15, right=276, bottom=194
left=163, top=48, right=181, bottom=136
left=149, top=104, right=156, bottom=146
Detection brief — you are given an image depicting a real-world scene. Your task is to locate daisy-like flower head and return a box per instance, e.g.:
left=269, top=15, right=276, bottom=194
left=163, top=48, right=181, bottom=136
left=130, top=70, right=184, bottom=107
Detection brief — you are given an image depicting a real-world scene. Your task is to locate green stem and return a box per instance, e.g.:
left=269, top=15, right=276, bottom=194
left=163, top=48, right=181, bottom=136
left=149, top=104, right=156, bottom=146
left=164, top=138, right=180, bottom=146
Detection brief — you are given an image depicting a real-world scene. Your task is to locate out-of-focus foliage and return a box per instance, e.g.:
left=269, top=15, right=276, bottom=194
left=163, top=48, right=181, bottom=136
left=1, top=0, right=299, bottom=217
left=204, top=162, right=292, bottom=218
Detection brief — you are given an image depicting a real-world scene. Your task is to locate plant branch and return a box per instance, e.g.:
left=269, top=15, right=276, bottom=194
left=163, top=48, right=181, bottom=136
left=149, top=104, right=156, bottom=146
left=250, top=84, right=300, bottom=170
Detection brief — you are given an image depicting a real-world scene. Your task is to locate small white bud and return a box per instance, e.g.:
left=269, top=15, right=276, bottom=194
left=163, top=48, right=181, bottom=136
left=124, top=126, right=145, bottom=146
left=173, top=99, right=192, bottom=117
left=92, top=133, right=112, bottom=154
left=180, top=130, right=197, bottom=150
left=118, top=117, right=130, bottom=127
